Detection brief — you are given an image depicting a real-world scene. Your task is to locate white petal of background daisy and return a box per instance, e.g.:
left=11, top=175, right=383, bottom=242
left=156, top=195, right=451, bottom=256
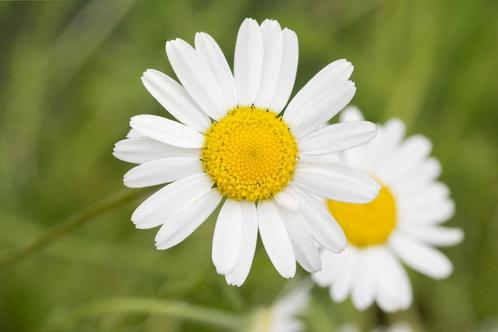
left=114, top=18, right=380, bottom=286
left=249, top=281, right=311, bottom=332
left=338, top=322, right=414, bottom=332
left=312, top=106, right=464, bottom=312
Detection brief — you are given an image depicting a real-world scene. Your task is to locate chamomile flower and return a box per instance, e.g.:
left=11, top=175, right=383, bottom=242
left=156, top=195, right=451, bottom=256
left=250, top=281, right=311, bottom=332
left=113, top=19, right=380, bottom=286
left=339, top=322, right=414, bottom=332
left=312, top=107, right=464, bottom=312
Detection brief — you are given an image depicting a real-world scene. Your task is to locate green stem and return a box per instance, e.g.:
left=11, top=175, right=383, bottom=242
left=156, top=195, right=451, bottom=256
left=56, top=297, right=242, bottom=331
left=0, top=189, right=146, bottom=270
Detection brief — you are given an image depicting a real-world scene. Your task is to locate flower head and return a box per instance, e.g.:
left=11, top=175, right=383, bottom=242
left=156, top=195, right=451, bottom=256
left=339, top=322, right=414, bottom=332
left=312, top=107, right=464, bottom=312
left=114, top=19, right=379, bottom=286
left=250, top=281, right=311, bottom=332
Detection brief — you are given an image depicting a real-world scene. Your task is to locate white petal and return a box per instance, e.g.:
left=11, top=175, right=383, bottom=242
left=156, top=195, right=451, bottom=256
left=132, top=173, right=212, bottom=229
left=390, top=233, right=453, bottom=279
left=294, top=186, right=347, bottom=253
left=365, top=118, right=406, bottom=168
left=123, top=157, right=201, bottom=188
left=166, top=39, right=226, bottom=120
left=270, top=28, right=298, bottom=113
left=273, top=280, right=312, bottom=316
left=339, top=106, right=364, bottom=122
left=130, top=114, right=204, bottom=148
left=397, top=182, right=450, bottom=211
left=195, top=32, right=237, bottom=110
left=331, top=248, right=357, bottom=302
left=278, top=206, right=321, bottom=272
left=312, top=250, right=346, bottom=287
left=271, top=320, right=304, bottom=332
left=254, top=19, right=283, bottom=109
left=377, top=135, right=432, bottom=184
left=113, top=137, right=199, bottom=164
left=400, top=225, right=464, bottom=247
left=293, top=81, right=356, bottom=138
left=377, top=118, right=405, bottom=151
left=127, top=128, right=145, bottom=138
left=376, top=293, right=400, bottom=313
left=351, top=253, right=375, bottom=310
left=212, top=200, right=243, bottom=275
left=257, top=200, right=296, bottom=278
left=399, top=198, right=455, bottom=224
left=225, top=201, right=258, bottom=286
left=234, top=18, right=263, bottom=106
left=372, top=248, right=412, bottom=312
left=294, top=161, right=380, bottom=203
left=393, top=158, right=441, bottom=196
left=299, top=154, right=342, bottom=164
left=141, top=69, right=211, bottom=132
left=341, top=145, right=370, bottom=176
left=274, top=185, right=300, bottom=211
left=284, top=59, right=353, bottom=123
left=155, top=189, right=222, bottom=249
left=299, top=121, right=376, bottom=155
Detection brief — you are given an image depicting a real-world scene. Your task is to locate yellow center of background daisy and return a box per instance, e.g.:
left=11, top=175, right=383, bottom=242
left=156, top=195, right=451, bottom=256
left=202, top=106, right=298, bottom=201
left=327, top=184, right=397, bottom=247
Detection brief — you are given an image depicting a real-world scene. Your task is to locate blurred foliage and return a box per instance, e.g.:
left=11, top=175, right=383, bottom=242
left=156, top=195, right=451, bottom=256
left=0, top=0, right=497, bottom=331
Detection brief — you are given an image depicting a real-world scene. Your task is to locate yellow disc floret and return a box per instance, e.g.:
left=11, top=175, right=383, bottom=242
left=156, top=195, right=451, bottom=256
left=202, top=106, right=298, bottom=201
left=327, top=184, right=397, bottom=247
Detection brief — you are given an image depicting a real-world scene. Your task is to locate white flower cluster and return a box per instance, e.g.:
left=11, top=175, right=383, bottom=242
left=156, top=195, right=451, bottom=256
left=114, top=18, right=463, bottom=322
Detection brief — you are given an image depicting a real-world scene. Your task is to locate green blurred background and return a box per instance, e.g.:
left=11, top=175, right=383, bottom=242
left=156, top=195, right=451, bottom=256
left=0, top=0, right=497, bottom=331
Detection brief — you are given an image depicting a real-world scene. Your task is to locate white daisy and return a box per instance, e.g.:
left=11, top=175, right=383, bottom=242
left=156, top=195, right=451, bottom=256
left=372, top=323, right=414, bottom=332
left=113, top=18, right=380, bottom=286
left=250, top=281, right=311, bottom=332
left=339, top=322, right=414, bottom=332
left=312, top=107, right=464, bottom=312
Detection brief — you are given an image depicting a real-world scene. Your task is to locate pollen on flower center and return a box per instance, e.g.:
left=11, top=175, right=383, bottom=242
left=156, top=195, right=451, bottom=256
left=327, top=184, right=397, bottom=247
left=202, top=106, right=299, bottom=201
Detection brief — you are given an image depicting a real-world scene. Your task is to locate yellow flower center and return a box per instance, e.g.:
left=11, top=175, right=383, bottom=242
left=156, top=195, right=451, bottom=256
left=327, top=184, right=397, bottom=247
left=202, top=106, right=298, bottom=201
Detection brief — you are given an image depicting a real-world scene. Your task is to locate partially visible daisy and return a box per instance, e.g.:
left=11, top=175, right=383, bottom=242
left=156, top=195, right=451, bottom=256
left=339, top=322, right=414, bottom=332
left=312, top=107, right=463, bottom=312
left=372, top=323, right=414, bottom=332
left=114, top=19, right=379, bottom=285
left=249, top=281, right=311, bottom=332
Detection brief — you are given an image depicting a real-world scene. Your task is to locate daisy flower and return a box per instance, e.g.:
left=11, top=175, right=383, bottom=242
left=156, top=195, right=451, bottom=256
left=312, top=107, right=464, bottom=312
left=250, top=281, right=311, bottom=332
left=339, top=322, right=414, bottom=332
left=113, top=18, right=380, bottom=286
